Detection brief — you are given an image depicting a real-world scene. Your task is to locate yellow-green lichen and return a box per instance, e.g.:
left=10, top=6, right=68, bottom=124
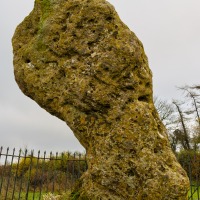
left=12, top=0, right=190, bottom=199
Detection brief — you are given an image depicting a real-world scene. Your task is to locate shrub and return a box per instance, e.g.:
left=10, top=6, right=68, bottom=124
left=16, top=156, right=39, bottom=177
left=177, top=150, right=200, bottom=181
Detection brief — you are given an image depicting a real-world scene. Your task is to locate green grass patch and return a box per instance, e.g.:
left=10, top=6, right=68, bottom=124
left=4, top=191, right=45, bottom=200
left=188, top=186, right=200, bottom=199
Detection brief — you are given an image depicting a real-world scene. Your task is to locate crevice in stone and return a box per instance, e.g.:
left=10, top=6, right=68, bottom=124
left=25, top=58, right=31, bottom=63
left=138, top=95, right=149, bottom=102
left=145, top=82, right=151, bottom=87
left=105, top=16, right=113, bottom=22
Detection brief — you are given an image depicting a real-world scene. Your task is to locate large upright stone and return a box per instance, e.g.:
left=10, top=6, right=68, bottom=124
left=12, top=0, right=189, bottom=199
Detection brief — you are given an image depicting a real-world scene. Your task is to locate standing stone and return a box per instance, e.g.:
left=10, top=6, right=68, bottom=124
left=12, top=0, right=189, bottom=199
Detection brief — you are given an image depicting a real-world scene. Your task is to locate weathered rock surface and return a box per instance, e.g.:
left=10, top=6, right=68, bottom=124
left=13, top=0, right=189, bottom=199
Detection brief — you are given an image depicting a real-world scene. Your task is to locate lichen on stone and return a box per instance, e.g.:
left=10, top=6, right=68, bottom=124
left=13, top=0, right=189, bottom=199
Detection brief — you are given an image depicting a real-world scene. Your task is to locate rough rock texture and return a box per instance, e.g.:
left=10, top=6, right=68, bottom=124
left=13, top=0, right=189, bottom=199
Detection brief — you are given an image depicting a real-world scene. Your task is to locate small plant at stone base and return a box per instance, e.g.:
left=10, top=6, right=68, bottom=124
left=43, top=193, right=61, bottom=200
left=70, top=191, right=80, bottom=200
left=43, top=192, right=72, bottom=200
left=70, top=179, right=89, bottom=200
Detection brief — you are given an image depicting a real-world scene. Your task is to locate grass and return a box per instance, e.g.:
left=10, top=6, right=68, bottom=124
left=1, top=188, right=200, bottom=200
left=1, top=190, right=72, bottom=200
left=2, top=191, right=45, bottom=200
left=188, top=186, right=200, bottom=200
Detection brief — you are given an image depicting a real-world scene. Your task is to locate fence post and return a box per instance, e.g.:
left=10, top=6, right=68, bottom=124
left=0, top=147, right=9, bottom=196
left=0, top=146, right=4, bottom=195
left=11, top=149, right=22, bottom=200
left=52, top=152, right=58, bottom=194
left=5, top=148, right=15, bottom=199
left=0, top=146, right=3, bottom=159
left=66, top=152, right=70, bottom=191
left=18, top=149, right=28, bottom=200
left=39, top=151, right=46, bottom=200
left=33, top=150, right=40, bottom=200
left=194, top=151, right=200, bottom=200
left=25, top=150, right=34, bottom=200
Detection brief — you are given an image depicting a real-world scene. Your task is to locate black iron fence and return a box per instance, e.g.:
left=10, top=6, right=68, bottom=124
left=0, top=146, right=199, bottom=200
left=0, top=146, right=87, bottom=200
left=177, top=151, right=200, bottom=200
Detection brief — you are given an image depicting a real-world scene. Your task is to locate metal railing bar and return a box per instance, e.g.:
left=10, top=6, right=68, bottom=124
left=59, top=152, right=64, bottom=193
left=78, top=153, right=81, bottom=179
left=196, top=150, right=200, bottom=200
left=67, top=152, right=70, bottom=191
left=11, top=149, right=22, bottom=200
left=0, top=152, right=86, bottom=162
left=25, top=150, right=34, bottom=200
left=71, top=153, right=75, bottom=189
left=5, top=148, right=15, bottom=200
left=0, top=154, right=85, bottom=162
left=45, top=151, right=51, bottom=193
left=52, top=152, right=58, bottom=194
left=0, top=146, right=3, bottom=158
left=0, top=147, right=9, bottom=195
left=188, top=154, right=194, bottom=200
left=33, top=150, right=40, bottom=200
left=0, top=146, right=4, bottom=194
left=39, top=151, right=46, bottom=200
left=18, top=149, right=28, bottom=200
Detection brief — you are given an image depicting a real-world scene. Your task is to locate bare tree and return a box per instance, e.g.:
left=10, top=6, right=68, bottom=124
left=154, top=96, right=175, bottom=127
left=172, top=100, right=191, bottom=150
left=154, top=97, right=179, bottom=151
left=168, top=132, right=178, bottom=152
left=179, top=85, right=200, bottom=128
left=191, top=85, right=200, bottom=90
left=179, top=85, right=200, bottom=150
left=154, top=92, right=200, bottom=151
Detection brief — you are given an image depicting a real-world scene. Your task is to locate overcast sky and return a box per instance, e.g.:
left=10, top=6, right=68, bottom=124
left=0, top=0, right=200, bottom=154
